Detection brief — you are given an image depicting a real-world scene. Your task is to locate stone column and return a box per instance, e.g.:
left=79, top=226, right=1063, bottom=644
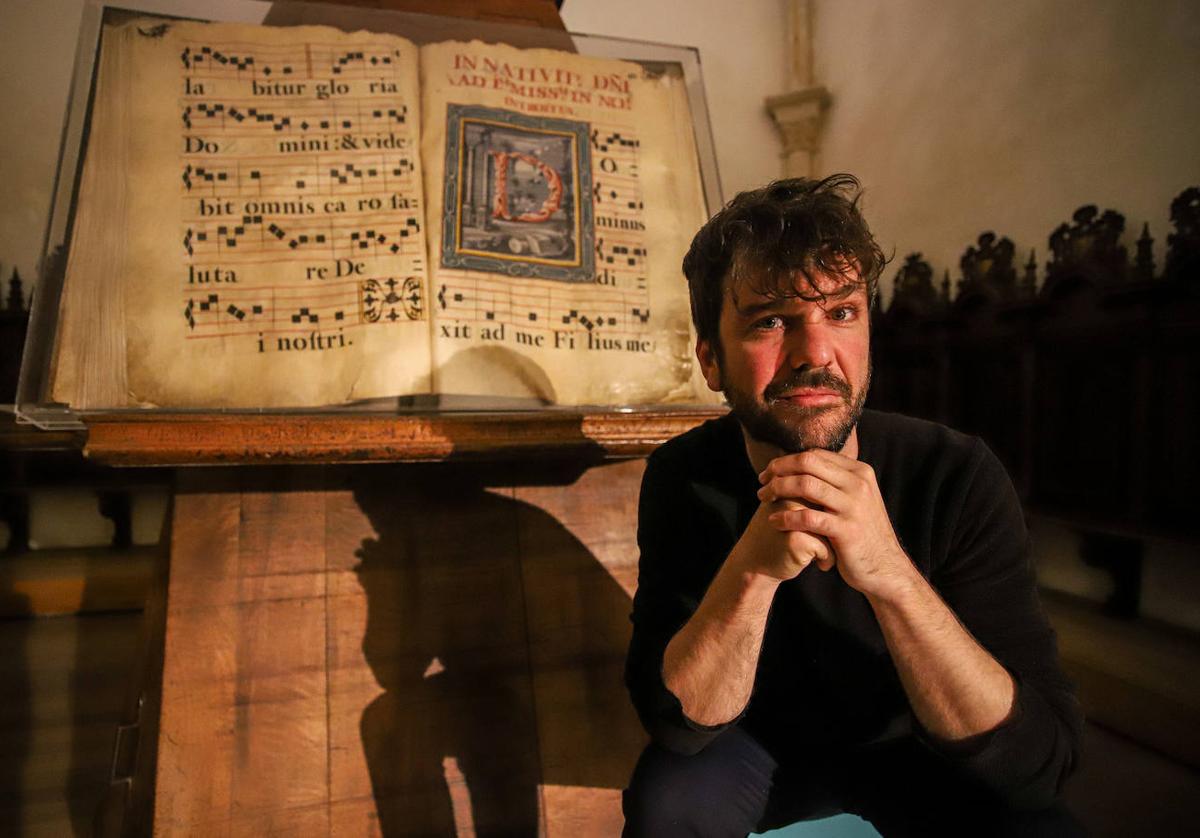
left=766, top=0, right=831, bottom=179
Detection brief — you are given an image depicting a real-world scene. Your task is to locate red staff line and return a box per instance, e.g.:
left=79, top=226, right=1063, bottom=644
left=180, top=182, right=416, bottom=193
left=182, top=69, right=404, bottom=81
left=182, top=179, right=414, bottom=191
left=181, top=279, right=404, bottom=294
left=181, top=186, right=415, bottom=200
left=441, top=298, right=645, bottom=314
left=593, top=171, right=641, bottom=183
left=432, top=322, right=652, bottom=339
left=187, top=250, right=424, bottom=262
left=181, top=295, right=352, bottom=306
left=177, top=129, right=406, bottom=140
left=442, top=292, right=647, bottom=308
left=185, top=322, right=426, bottom=340
left=183, top=38, right=401, bottom=45
left=182, top=158, right=415, bottom=170
left=184, top=210, right=423, bottom=222
left=183, top=248, right=423, bottom=264
left=180, top=149, right=415, bottom=161
left=179, top=96, right=412, bottom=106
left=594, top=228, right=649, bottom=237
left=449, top=279, right=645, bottom=299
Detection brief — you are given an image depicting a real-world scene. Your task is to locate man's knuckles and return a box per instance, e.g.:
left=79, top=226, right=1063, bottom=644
left=784, top=530, right=825, bottom=564
left=851, top=460, right=877, bottom=486
left=759, top=450, right=821, bottom=481
left=760, top=474, right=830, bottom=504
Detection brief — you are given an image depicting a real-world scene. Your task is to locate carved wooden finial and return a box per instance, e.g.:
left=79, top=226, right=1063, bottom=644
left=1135, top=223, right=1155, bottom=282
left=1023, top=248, right=1037, bottom=295
left=959, top=232, right=1018, bottom=303
left=1046, top=204, right=1127, bottom=287
left=887, top=253, right=941, bottom=317
left=6, top=268, right=24, bottom=313
left=1165, top=186, right=1199, bottom=281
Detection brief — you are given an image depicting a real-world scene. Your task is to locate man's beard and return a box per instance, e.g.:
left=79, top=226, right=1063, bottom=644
left=724, top=363, right=870, bottom=454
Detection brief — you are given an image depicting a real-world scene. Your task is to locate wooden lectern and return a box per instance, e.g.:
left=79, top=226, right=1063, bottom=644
left=74, top=7, right=721, bottom=835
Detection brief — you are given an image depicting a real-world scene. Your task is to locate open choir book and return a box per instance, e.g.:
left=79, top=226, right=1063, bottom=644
left=50, top=17, right=717, bottom=409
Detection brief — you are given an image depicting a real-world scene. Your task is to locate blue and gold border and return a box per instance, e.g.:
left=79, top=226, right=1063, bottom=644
left=441, top=104, right=595, bottom=282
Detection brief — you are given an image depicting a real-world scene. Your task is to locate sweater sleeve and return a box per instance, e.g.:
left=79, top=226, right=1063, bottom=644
left=624, top=450, right=740, bottom=755
left=921, top=438, right=1082, bottom=809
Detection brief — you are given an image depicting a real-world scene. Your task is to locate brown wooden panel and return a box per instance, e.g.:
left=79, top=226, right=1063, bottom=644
left=322, top=488, right=382, bottom=831
left=541, top=786, right=626, bottom=838
left=514, top=460, right=647, bottom=834
left=155, top=486, right=242, bottom=834
left=225, top=803, right=332, bottom=838
left=156, top=474, right=334, bottom=835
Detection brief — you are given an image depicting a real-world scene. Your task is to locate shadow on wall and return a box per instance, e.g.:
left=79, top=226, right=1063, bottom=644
left=351, top=464, right=643, bottom=834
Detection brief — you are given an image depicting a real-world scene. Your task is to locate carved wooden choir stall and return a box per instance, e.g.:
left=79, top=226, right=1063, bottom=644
left=869, top=186, right=1200, bottom=614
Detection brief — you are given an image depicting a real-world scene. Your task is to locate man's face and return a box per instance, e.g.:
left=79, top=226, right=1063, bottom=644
left=697, top=269, right=871, bottom=453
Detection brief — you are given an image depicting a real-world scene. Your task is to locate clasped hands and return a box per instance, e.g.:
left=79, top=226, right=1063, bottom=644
left=741, top=449, right=918, bottom=601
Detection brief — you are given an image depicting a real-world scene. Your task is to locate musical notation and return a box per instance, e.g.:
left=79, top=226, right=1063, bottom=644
left=434, top=273, right=651, bottom=338
left=181, top=275, right=423, bottom=338
left=181, top=42, right=404, bottom=81
left=561, top=309, right=619, bottom=330
left=593, top=180, right=644, bottom=212
left=184, top=289, right=274, bottom=334
left=182, top=99, right=407, bottom=136
left=331, top=49, right=398, bottom=75
left=183, top=214, right=423, bottom=260
left=590, top=129, right=640, bottom=153
left=590, top=120, right=645, bottom=231
left=595, top=237, right=647, bottom=269
left=182, top=154, right=416, bottom=197
left=175, top=35, right=428, bottom=346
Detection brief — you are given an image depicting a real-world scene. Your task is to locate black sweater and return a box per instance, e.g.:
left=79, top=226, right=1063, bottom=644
left=625, top=410, right=1080, bottom=809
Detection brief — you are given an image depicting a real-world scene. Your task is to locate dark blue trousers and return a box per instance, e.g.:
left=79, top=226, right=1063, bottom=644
left=623, top=726, right=1085, bottom=837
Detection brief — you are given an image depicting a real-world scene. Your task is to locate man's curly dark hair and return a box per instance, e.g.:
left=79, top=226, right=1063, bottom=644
left=682, top=174, right=887, bottom=352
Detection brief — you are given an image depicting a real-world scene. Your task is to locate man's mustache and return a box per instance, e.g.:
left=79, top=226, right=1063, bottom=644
left=764, top=368, right=852, bottom=402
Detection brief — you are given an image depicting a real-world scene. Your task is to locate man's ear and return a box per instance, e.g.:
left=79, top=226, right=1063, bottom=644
left=696, top=339, right=722, bottom=392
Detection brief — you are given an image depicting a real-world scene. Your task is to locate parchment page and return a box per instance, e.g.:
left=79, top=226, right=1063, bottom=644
left=420, top=42, right=712, bottom=405
left=110, top=20, right=431, bottom=407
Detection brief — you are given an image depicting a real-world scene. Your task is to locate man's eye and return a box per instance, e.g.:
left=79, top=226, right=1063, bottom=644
left=752, top=316, right=784, bottom=331
left=829, top=305, right=858, bottom=322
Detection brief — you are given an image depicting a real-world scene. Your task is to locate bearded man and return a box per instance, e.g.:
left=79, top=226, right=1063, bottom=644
left=622, top=176, right=1083, bottom=837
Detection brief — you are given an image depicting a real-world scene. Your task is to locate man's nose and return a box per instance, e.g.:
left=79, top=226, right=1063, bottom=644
left=784, top=323, right=834, bottom=369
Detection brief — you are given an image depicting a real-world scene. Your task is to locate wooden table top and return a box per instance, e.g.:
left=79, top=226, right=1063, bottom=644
left=78, top=407, right=726, bottom=466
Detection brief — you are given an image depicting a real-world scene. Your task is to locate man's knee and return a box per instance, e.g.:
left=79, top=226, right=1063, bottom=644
left=622, top=731, right=775, bottom=837
left=622, top=761, right=721, bottom=836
